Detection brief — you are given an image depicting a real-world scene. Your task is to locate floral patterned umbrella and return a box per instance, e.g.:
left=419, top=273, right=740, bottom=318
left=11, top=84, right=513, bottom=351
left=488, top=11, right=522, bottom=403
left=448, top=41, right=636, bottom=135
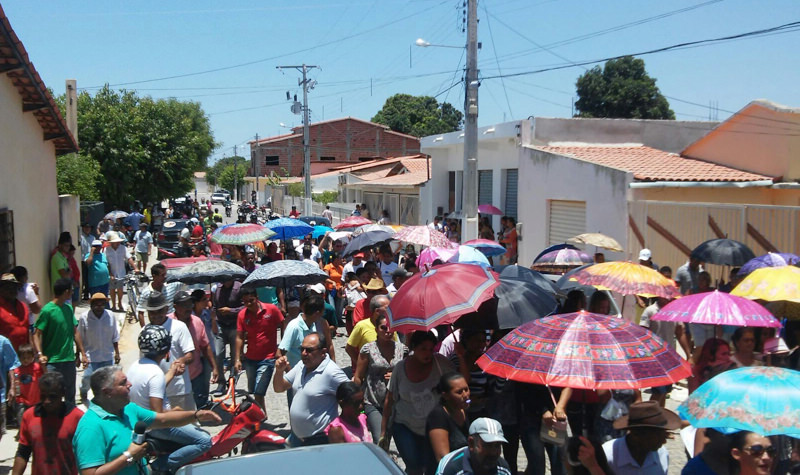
left=477, top=310, right=691, bottom=390
left=393, top=226, right=456, bottom=248
left=678, top=366, right=800, bottom=437
left=652, top=290, right=781, bottom=328
left=209, top=223, right=276, bottom=245
left=569, top=261, right=680, bottom=299
left=731, top=266, right=800, bottom=303
left=333, top=215, right=372, bottom=230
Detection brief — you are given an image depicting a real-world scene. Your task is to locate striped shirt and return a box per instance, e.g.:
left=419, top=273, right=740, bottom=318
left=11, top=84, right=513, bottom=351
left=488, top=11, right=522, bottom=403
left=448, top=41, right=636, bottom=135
left=138, top=282, right=179, bottom=315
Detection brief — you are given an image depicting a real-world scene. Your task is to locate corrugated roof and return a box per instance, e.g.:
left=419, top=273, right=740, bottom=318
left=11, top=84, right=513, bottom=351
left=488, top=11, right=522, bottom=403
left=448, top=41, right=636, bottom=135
left=535, top=145, right=773, bottom=182
left=0, top=6, right=78, bottom=155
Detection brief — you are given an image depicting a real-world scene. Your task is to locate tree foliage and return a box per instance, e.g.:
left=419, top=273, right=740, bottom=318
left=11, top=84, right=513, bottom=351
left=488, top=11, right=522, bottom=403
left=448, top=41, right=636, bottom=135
left=216, top=163, right=247, bottom=198
left=574, top=56, right=675, bottom=120
left=313, top=190, right=339, bottom=204
left=56, top=153, right=101, bottom=200
left=56, top=86, right=216, bottom=208
left=207, top=156, right=248, bottom=187
left=372, top=94, right=463, bottom=137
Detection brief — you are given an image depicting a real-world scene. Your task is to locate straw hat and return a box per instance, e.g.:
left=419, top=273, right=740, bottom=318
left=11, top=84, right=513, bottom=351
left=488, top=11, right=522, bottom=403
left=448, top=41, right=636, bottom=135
left=364, top=278, right=386, bottom=291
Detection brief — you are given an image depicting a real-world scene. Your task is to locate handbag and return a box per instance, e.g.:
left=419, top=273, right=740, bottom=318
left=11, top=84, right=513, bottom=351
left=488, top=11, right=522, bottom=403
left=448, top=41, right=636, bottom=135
left=539, top=386, right=571, bottom=446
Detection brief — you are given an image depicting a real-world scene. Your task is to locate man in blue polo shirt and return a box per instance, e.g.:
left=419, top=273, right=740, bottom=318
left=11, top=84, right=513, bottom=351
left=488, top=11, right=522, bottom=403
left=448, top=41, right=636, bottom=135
left=73, top=366, right=220, bottom=475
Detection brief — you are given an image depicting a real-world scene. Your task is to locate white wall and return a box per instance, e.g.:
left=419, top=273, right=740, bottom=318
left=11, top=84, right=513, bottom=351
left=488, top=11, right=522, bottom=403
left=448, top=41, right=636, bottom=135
left=0, top=74, right=62, bottom=298
left=517, top=147, right=632, bottom=266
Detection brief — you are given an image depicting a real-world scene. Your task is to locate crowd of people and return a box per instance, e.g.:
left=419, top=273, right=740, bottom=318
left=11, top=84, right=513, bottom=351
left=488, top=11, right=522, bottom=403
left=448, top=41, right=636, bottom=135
left=0, top=201, right=798, bottom=475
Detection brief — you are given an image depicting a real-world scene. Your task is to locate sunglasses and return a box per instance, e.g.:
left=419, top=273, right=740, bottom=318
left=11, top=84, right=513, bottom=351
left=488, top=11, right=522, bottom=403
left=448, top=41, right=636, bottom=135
left=744, top=444, right=777, bottom=457
left=378, top=325, right=390, bottom=331
left=299, top=346, right=322, bottom=354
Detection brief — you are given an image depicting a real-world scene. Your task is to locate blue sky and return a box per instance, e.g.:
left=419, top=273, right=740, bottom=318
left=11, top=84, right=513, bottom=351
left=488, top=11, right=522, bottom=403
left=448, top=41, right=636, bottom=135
left=3, top=0, right=799, bottom=163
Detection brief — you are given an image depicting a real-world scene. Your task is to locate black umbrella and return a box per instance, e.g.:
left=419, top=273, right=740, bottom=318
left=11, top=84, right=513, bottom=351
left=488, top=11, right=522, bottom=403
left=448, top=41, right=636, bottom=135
left=166, top=260, right=248, bottom=285
left=497, top=265, right=560, bottom=296
left=242, top=260, right=328, bottom=288
left=494, top=277, right=559, bottom=329
left=691, top=238, right=756, bottom=266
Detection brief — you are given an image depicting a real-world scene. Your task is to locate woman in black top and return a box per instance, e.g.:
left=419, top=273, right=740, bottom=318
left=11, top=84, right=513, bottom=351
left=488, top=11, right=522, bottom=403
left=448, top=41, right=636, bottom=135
left=426, top=372, right=471, bottom=473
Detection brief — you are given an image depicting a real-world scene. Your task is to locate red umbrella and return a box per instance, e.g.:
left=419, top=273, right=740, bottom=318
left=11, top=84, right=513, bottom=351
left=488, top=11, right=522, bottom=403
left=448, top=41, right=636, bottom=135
left=387, top=263, right=500, bottom=333
left=477, top=311, right=691, bottom=390
left=334, top=215, right=373, bottom=230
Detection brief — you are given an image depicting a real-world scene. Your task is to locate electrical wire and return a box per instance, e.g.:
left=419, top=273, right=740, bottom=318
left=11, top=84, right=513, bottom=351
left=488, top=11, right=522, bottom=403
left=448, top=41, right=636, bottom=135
left=482, top=4, right=514, bottom=118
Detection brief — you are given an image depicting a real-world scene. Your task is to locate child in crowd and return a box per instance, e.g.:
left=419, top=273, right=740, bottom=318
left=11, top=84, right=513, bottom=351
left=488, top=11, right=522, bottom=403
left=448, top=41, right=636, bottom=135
left=12, top=344, right=44, bottom=431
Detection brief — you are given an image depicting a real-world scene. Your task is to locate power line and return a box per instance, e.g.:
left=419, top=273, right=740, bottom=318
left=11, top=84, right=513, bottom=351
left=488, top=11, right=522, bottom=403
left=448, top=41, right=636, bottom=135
left=482, top=4, right=513, bottom=119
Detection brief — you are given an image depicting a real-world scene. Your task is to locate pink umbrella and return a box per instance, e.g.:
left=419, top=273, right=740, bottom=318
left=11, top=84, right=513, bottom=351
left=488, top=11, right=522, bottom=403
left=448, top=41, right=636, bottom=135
left=417, top=246, right=459, bottom=270
left=334, top=215, right=372, bottom=230
left=652, top=290, right=781, bottom=328
left=393, top=225, right=457, bottom=248
left=478, top=204, right=503, bottom=215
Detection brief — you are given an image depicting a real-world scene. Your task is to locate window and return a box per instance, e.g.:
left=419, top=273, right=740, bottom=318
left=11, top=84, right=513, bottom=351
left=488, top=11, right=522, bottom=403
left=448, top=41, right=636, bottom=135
left=0, top=209, right=15, bottom=273
left=320, top=156, right=336, bottom=161
left=264, top=156, right=279, bottom=166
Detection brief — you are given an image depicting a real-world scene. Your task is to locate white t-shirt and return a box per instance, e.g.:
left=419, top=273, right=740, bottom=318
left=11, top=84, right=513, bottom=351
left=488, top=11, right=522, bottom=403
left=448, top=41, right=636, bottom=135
left=152, top=318, right=195, bottom=397
left=105, top=245, right=130, bottom=279
left=18, top=284, right=38, bottom=325
left=342, top=261, right=364, bottom=282
left=128, top=357, right=170, bottom=411
left=378, top=261, right=398, bottom=286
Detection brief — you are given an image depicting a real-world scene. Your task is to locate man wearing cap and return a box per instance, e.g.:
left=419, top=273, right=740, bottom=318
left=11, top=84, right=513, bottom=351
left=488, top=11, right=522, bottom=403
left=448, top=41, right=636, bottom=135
left=77, top=293, right=120, bottom=404
left=144, top=291, right=196, bottom=411
left=33, top=278, right=88, bottom=405
left=133, top=222, right=153, bottom=273
left=84, top=239, right=110, bottom=299
left=352, top=278, right=388, bottom=326
left=346, top=295, right=391, bottom=368
left=602, top=400, right=679, bottom=474
left=341, top=252, right=365, bottom=284
left=436, top=417, right=512, bottom=475
left=638, top=249, right=657, bottom=270
left=0, top=274, right=29, bottom=351
left=386, top=267, right=412, bottom=296
left=50, top=232, right=73, bottom=292
left=171, top=290, right=218, bottom=409
left=105, top=232, right=133, bottom=312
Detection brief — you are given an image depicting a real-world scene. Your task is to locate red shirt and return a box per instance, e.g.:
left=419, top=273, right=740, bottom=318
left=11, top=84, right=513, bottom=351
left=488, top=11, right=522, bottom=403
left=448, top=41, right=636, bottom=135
left=237, top=302, right=284, bottom=360
left=352, top=298, right=370, bottom=326
left=0, top=296, right=29, bottom=350
left=289, top=210, right=300, bottom=218
left=19, top=404, right=83, bottom=475
left=14, top=362, right=44, bottom=406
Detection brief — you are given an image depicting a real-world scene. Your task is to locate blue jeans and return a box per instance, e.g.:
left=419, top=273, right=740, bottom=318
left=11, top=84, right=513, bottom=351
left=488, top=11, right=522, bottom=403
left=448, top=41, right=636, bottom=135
left=191, top=359, right=212, bottom=409
left=244, top=358, right=274, bottom=396
left=392, top=422, right=431, bottom=473
left=150, top=424, right=212, bottom=471
left=47, top=361, right=77, bottom=405
left=80, top=360, right=113, bottom=400
left=520, top=419, right=565, bottom=475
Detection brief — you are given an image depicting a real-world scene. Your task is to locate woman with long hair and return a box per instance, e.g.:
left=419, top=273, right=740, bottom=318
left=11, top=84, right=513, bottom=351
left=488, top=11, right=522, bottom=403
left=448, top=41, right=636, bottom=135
left=689, top=338, right=736, bottom=393
left=426, top=372, right=471, bottom=473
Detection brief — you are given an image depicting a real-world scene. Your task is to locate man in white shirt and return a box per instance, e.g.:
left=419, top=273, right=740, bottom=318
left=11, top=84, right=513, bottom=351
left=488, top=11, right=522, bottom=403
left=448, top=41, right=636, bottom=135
left=104, top=232, right=133, bottom=312
left=133, top=222, right=153, bottom=273
left=377, top=247, right=398, bottom=287
left=78, top=293, right=120, bottom=403
left=602, top=401, right=679, bottom=475
left=142, top=292, right=196, bottom=410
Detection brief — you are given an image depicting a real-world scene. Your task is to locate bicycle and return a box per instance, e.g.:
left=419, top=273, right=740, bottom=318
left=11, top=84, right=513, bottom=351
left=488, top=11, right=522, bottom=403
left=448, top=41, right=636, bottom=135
left=125, top=271, right=149, bottom=324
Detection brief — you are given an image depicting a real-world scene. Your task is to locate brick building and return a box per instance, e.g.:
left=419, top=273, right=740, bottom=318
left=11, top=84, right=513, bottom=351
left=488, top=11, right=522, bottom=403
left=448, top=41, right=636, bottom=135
left=249, top=117, right=420, bottom=177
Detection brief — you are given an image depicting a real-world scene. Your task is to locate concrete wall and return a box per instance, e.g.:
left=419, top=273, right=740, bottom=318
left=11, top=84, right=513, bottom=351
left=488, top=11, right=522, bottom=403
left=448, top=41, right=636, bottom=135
left=0, top=73, right=62, bottom=299
left=518, top=147, right=632, bottom=266
left=633, top=185, right=800, bottom=207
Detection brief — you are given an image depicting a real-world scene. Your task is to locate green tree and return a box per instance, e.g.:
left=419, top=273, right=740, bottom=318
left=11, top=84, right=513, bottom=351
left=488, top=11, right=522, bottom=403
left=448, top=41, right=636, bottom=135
left=56, top=86, right=216, bottom=208
left=313, top=190, right=339, bottom=204
left=372, top=94, right=463, bottom=137
left=287, top=182, right=309, bottom=197
left=574, top=56, right=675, bottom=120
left=207, top=155, right=248, bottom=188
left=56, top=153, right=101, bottom=200
left=217, top=163, right=247, bottom=198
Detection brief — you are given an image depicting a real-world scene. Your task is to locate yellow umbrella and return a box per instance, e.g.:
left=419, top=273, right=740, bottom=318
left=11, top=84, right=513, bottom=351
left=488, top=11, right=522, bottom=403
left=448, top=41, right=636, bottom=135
left=567, top=233, right=623, bottom=252
left=731, top=266, right=800, bottom=303
left=570, top=261, right=679, bottom=299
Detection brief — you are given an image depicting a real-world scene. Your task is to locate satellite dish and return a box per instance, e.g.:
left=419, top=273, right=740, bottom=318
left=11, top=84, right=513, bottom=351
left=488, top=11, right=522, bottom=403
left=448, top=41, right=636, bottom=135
left=290, top=102, right=302, bottom=115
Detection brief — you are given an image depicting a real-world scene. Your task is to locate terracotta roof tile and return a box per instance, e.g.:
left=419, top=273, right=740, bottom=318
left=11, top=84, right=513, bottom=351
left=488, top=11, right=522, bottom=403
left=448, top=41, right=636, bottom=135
left=535, top=145, right=772, bottom=182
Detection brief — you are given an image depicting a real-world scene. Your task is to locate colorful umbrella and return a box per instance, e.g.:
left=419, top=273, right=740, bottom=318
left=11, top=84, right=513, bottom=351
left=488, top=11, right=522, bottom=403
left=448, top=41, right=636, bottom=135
left=567, top=233, right=623, bottom=253
left=209, top=224, right=276, bottom=245
left=264, top=217, right=314, bottom=241
left=417, top=246, right=459, bottom=270
left=312, top=225, right=334, bottom=240
left=393, top=226, right=455, bottom=248
left=495, top=277, right=559, bottom=329
left=569, top=261, right=680, bottom=299
left=731, top=266, right=800, bottom=303
left=678, top=366, right=800, bottom=437
left=652, top=290, right=781, bottom=328
left=166, top=260, right=249, bottom=284
left=478, top=204, right=503, bottom=215
left=691, top=238, right=756, bottom=266
left=531, top=248, right=593, bottom=273
left=104, top=210, right=129, bottom=221
left=242, top=260, right=328, bottom=288
left=386, top=263, right=500, bottom=333
left=448, top=245, right=491, bottom=267
left=739, top=252, right=800, bottom=277
left=334, top=215, right=372, bottom=230
left=477, top=311, right=692, bottom=390
left=464, top=239, right=506, bottom=257
left=533, top=243, right=579, bottom=263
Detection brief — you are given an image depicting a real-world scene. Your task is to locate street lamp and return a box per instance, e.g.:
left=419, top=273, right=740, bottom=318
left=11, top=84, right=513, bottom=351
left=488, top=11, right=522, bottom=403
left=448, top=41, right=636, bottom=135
left=415, top=38, right=463, bottom=49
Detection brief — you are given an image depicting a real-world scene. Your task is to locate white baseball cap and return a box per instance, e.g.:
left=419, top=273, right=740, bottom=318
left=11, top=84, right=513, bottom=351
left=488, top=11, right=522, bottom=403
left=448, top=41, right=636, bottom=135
left=638, top=249, right=652, bottom=261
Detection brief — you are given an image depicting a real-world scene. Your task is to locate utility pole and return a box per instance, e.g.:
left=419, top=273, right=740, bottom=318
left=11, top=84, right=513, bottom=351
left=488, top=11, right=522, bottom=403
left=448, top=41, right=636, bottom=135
left=65, top=80, right=78, bottom=146
left=254, top=133, right=259, bottom=205
left=277, top=64, right=318, bottom=216
left=234, top=145, right=238, bottom=202
left=461, top=0, right=479, bottom=242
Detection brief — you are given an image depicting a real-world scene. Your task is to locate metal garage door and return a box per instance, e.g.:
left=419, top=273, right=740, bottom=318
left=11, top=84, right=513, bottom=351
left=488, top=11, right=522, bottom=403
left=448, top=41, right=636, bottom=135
left=478, top=170, right=493, bottom=208
left=548, top=200, right=586, bottom=245
left=504, top=169, right=518, bottom=219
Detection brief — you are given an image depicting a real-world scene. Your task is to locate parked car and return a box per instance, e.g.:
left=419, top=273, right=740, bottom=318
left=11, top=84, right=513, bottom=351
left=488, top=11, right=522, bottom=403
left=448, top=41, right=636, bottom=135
left=215, top=189, right=232, bottom=200
left=296, top=215, right=331, bottom=227
left=157, top=218, right=189, bottom=260
left=210, top=192, right=228, bottom=204
left=175, top=442, right=404, bottom=475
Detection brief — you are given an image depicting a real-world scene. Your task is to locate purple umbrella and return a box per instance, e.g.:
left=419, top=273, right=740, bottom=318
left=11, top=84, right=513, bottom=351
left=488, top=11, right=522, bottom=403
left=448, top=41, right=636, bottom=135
left=739, top=252, right=800, bottom=277
left=531, top=248, right=593, bottom=273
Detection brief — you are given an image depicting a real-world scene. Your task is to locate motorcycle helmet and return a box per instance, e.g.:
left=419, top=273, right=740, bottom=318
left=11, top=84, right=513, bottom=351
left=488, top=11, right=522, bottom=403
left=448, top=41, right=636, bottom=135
left=138, top=324, right=172, bottom=359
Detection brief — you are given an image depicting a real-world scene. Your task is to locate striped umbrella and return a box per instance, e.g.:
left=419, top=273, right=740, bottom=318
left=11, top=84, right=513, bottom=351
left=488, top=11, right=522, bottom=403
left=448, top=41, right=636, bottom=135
left=477, top=311, right=692, bottom=389
left=570, top=261, right=680, bottom=299
left=209, top=224, right=276, bottom=245
left=393, top=226, right=456, bottom=248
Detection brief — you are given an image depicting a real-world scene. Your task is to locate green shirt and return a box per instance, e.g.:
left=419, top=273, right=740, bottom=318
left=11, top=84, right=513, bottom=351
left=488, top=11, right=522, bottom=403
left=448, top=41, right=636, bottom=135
left=73, top=402, right=156, bottom=475
left=50, top=251, right=69, bottom=289
left=35, top=301, right=77, bottom=362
